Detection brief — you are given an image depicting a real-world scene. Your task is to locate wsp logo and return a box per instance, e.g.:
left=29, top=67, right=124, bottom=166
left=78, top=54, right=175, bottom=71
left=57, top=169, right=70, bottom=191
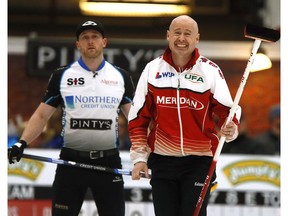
left=155, top=71, right=175, bottom=79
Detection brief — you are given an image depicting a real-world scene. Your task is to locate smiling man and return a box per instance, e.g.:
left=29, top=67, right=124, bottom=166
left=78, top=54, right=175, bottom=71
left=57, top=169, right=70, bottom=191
left=128, top=15, right=241, bottom=216
left=167, top=15, right=200, bottom=69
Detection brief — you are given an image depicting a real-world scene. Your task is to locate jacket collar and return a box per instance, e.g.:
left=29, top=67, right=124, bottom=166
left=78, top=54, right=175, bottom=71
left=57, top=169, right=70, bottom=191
left=162, top=47, right=200, bottom=72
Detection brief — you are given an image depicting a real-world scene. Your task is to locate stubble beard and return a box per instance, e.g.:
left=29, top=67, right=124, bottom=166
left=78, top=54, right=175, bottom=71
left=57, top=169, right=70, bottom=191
left=82, top=49, right=99, bottom=59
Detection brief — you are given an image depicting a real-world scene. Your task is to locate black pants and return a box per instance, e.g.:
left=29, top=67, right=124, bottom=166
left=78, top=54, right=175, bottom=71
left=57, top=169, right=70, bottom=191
left=148, top=153, right=216, bottom=216
left=51, top=148, right=125, bottom=216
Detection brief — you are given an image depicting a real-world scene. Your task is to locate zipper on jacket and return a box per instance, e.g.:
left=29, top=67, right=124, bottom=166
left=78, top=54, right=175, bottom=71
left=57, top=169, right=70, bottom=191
left=177, top=77, right=185, bottom=156
left=92, top=71, right=97, bottom=91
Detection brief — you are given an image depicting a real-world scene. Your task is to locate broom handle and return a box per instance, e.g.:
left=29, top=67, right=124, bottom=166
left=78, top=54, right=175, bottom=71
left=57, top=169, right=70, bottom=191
left=193, top=39, right=261, bottom=216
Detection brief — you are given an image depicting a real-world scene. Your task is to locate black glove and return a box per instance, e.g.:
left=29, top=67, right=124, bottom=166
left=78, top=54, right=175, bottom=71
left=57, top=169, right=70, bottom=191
left=8, top=140, right=27, bottom=164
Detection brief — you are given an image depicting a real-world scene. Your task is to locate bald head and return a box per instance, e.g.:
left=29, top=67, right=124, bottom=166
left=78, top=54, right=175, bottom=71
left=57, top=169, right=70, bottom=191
left=166, top=15, right=200, bottom=68
left=169, top=15, right=199, bottom=34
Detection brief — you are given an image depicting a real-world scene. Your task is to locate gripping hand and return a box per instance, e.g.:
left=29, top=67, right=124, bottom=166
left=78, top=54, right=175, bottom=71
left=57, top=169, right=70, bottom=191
left=8, top=140, right=27, bottom=164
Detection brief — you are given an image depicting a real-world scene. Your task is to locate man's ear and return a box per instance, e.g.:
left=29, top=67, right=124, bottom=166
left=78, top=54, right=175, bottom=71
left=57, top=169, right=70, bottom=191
left=196, top=33, right=200, bottom=44
left=75, top=41, right=80, bottom=50
left=103, top=38, right=108, bottom=48
left=166, top=30, right=170, bottom=41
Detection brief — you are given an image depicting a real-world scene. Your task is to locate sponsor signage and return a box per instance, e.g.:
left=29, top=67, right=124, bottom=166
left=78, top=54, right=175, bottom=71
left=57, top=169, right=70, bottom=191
left=27, top=38, right=166, bottom=78
left=223, top=159, right=280, bottom=187
left=8, top=150, right=280, bottom=215
left=7, top=184, right=280, bottom=207
left=8, top=150, right=280, bottom=190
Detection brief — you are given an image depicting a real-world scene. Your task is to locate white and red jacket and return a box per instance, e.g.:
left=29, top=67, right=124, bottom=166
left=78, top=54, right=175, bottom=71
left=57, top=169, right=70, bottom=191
left=128, top=47, right=241, bottom=164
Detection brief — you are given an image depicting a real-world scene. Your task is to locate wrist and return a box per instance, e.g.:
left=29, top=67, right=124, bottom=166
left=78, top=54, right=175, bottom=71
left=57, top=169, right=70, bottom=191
left=18, top=140, right=27, bottom=148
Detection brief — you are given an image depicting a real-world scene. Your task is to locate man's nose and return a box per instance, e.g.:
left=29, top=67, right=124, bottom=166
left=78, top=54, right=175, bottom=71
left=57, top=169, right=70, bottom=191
left=178, top=33, right=185, bottom=41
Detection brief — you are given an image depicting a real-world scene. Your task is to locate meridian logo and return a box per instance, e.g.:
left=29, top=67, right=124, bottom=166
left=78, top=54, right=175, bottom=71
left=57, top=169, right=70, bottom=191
left=156, top=96, right=204, bottom=110
left=155, top=71, right=175, bottom=79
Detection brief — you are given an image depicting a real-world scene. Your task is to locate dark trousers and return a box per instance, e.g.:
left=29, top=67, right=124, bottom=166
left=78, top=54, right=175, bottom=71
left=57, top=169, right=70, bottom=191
left=148, top=153, right=216, bottom=216
left=51, top=148, right=125, bottom=216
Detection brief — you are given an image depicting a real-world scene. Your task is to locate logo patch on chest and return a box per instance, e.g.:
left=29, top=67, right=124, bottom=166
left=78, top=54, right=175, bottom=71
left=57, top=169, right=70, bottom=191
left=70, top=118, right=112, bottom=130
left=67, top=77, right=85, bottom=86
left=184, top=73, right=204, bottom=83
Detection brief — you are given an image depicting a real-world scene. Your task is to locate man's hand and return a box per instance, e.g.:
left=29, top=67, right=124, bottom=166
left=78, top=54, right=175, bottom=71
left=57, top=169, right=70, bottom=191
left=8, top=140, right=27, bottom=164
left=132, top=161, right=149, bottom=180
left=221, top=121, right=239, bottom=142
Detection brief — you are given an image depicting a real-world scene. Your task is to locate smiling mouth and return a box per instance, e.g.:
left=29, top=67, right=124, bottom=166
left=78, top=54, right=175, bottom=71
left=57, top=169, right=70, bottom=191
left=176, top=44, right=187, bottom=48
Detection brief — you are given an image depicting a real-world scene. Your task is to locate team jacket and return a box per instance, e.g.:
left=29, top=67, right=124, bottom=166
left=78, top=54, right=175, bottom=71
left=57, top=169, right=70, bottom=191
left=128, top=48, right=241, bottom=164
left=42, top=57, right=134, bottom=151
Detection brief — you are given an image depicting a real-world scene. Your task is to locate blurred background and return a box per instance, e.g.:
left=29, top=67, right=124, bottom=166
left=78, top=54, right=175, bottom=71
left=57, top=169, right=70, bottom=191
left=8, top=0, right=279, bottom=39
left=8, top=0, right=280, bottom=148
left=7, top=0, right=281, bottom=215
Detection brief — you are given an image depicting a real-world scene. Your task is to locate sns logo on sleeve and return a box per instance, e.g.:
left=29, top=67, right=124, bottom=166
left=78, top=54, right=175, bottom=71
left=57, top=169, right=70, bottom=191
left=67, top=77, right=85, bottom=86
left=155, top=71, right=175, bottom=79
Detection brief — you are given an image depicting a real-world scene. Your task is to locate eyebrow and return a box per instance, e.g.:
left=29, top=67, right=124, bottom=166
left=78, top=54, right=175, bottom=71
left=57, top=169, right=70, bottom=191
left=173, top=28, right=193, bottom=33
